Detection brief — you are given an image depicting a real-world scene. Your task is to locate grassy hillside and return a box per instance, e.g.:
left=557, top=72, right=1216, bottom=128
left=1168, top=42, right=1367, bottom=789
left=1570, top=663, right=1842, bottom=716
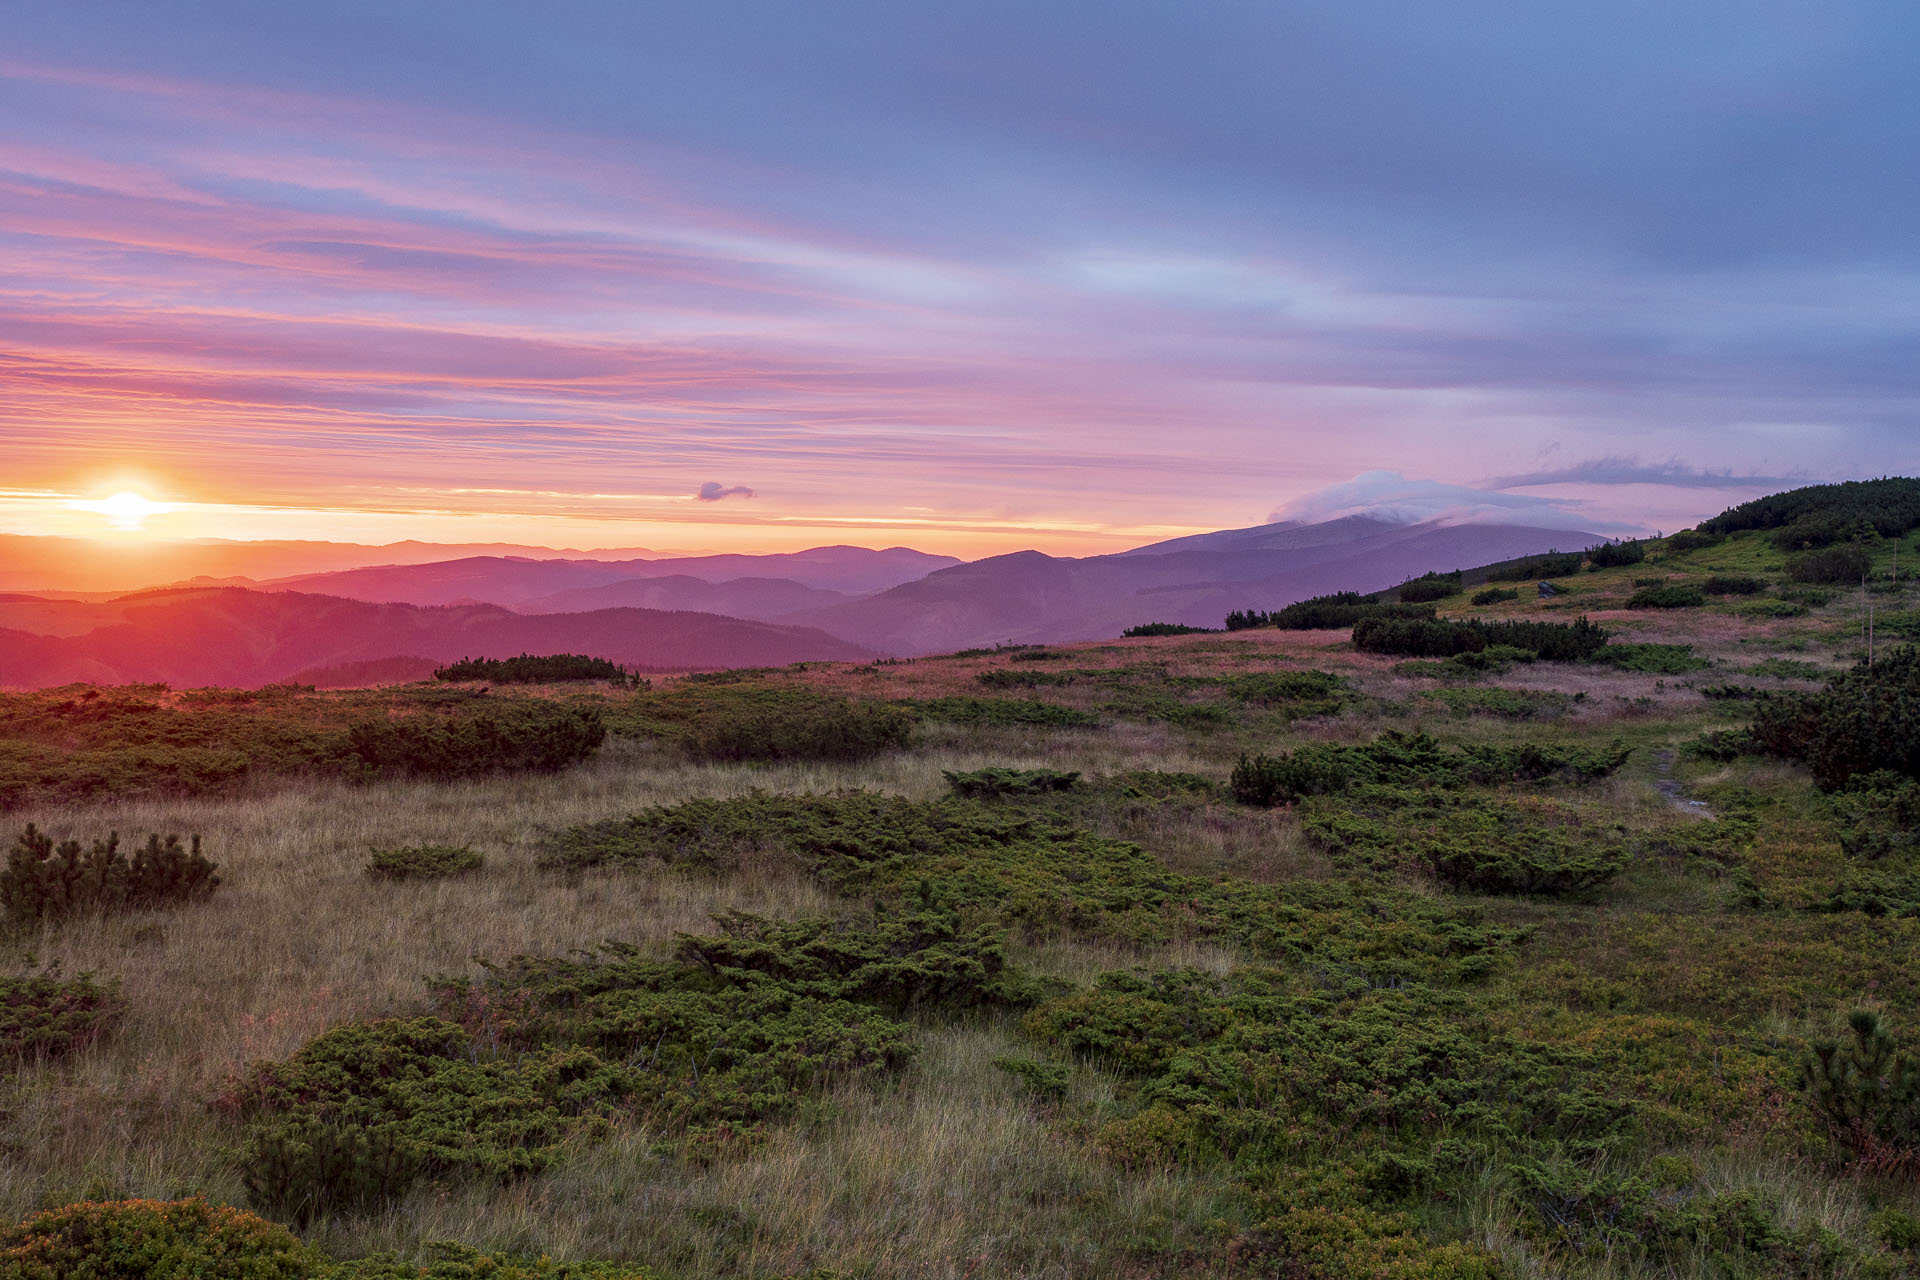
left=4, top=506, right=1920, bottom=1278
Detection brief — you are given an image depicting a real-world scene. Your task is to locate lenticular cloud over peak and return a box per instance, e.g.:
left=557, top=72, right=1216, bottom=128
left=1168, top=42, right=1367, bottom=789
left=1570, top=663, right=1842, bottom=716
left=1269, top=472, right=1594, bottom=531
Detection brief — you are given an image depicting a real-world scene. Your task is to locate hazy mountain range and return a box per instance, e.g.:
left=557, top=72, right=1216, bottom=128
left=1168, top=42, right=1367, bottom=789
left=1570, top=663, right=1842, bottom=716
left=0, top=516, right=1596, bottom=687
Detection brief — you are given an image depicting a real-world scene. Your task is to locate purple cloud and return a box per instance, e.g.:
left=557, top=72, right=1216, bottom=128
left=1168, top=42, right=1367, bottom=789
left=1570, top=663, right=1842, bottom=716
left=697, top=482, right=756, bottom=502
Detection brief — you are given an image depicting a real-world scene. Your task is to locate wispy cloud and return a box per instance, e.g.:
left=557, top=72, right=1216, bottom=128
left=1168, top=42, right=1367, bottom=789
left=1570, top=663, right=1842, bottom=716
left=1488, top=457, right=1808, bottom=490
left=696, top=481, right=756, bottom=502
left=1270, top=471, right=1601, bottom=531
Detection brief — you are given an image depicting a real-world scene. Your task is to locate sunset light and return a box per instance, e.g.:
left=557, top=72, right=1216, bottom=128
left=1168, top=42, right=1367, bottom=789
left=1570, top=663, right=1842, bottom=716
left=70, top=491, right=171, bottom=532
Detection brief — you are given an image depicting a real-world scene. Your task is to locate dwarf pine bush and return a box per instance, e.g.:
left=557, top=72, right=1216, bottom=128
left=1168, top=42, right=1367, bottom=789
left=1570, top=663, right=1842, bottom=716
left=944, top=767, right=1082, bottom=798
left=1, top=826, right=218, bottom=925
left=0, top=970, right=123, bottom=1063
left=1228, top=731, right=1630, bottom=807
left=1802, top=1010, right=1920, bottom=1163
left=1752, top=647, right=1920, bottom=787
left=363, top=844, right=483, bottom=880
left=433, top=653, right=640, bottom=685
left=344, top=703, right=605, bottom=779
left=0, top=1197, right=316, bottom=1279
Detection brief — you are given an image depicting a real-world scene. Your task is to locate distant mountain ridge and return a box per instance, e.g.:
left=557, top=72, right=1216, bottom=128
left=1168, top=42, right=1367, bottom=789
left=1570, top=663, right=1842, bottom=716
left=0, top=515, right=1599, bottom=686
left=259, top=545, right=959, bottom=606
left=0, top=587, right=870, bottom=688
left=790, top=517, right=1599, bottom=653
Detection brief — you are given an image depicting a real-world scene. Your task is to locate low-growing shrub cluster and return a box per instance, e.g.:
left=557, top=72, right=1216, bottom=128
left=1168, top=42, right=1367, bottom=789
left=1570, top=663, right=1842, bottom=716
left=1120, top=622, right=1213, bottom=636
left=1394, top=571, right=1461, bottom=603
left=1703, top=574, right=1768, bottom=596
left=1752, top=647, right=1920, bottom=788
left=230, top=909, right=1027, bottom=1224
left=1304, top=786, right=1629, bottom=895
left=1227, top=593, right=1436, bottom=631
left=1586, top=539, right=1647, bottom=568
left=1229, top=730, right=1629, bottom=808
left=1470, top=586, right=1519, bottom=606
left=433, top=653, right=641, bottom=685
left=1352, top=615, right=1609, bottom=661
left=0, top=686, right=620, bottom=810
left=908, top=696, right=1102, bottom=729
left=540, top=790, right=1526, bottom=983
left=0, top=970, right=123, bottom=1064
left=345, top=704, right=606, bottom=779
left=1592, top=642, right=1709, bottom=673
left=1, top=826, right=218, bottom=926
left=1788, top=544, right=1874, bottom=585
left=1486, top=551, right=1585, bottom=582
left=1801, top=1010, right=1920, bottom=1166
left=944, top=767, right=1081, bottom=798
left=1626, top=583, right=1706, bottom=609
left=1663, top=528, right=1724, bottom=552
left=1701, top=477, right=1920, bottom=549
left=612, top=686, right=912, bottom=762
left=364, top=844, right=483, bottom=880
left=0, top=1198, right=671, bottom=1279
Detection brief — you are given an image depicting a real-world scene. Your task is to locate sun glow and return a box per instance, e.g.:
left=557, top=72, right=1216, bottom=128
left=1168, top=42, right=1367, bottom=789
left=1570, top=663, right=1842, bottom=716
left=71, top=490, right=173, bottom=531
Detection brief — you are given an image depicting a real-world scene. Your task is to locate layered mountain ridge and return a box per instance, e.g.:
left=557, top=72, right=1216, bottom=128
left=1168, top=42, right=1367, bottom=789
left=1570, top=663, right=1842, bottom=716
left=0, top=515, right=1597, bottom=686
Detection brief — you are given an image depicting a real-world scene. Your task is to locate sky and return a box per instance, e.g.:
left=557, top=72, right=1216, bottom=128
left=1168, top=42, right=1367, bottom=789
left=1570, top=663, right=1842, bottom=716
left=4, top=1, right=1916, bottom=557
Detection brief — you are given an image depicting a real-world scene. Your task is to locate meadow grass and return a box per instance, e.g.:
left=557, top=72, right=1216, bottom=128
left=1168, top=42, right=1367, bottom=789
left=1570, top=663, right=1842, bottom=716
left=5, top=541, right=1920, bottom=1278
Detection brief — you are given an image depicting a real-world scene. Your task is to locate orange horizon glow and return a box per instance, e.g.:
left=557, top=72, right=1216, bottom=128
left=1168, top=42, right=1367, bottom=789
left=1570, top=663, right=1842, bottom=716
left=1, top=485, right=1213, bottom=559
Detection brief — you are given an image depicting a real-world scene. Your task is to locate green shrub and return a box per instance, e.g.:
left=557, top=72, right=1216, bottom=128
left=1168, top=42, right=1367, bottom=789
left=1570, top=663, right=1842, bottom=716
left=1305, top=787, right=1628, bottom=896
left=1352, top=616, right=1609, bottom=661
left=1396, top=572, right=1460, bottom=604
left=1701, top=477, right=1920, bottom=547
left=1777, top=584, right=1838, bottom=607
left=1470, top=587, right=1519, bottom=606
left=1703, top=575, right=1768, bottom=596
left=1592, top=643, right=1708, bottom=673
left=364, top=845, right=483, bottom=880
left=1801, top=1010, right=1920, bottom=1161
left=1, top=826, right=218, bottom=926
left=1680, top=728, right=1758, bottom=762
left=1625, top=584, right=1706, bottom=609
left=1230, top=594, right=1437, bottom=631
left=1586, top=539, right=1647, bottom=568
left=1663, top=529, right=1724, bottom=552
left=0, top=971, right=123, bottom=1064
left=667, top=688, right=910, bottom=763
left=345, top=703, right=604, bottom=779
left=1213, top=671, right=1351, bottom=710
left=1230, top=752, right=1350, bottom=808
left=910, top=697, right=1102, bottom=729
left=944, top=767, right=1081, bottom=798
left=1788, top=544, right=1873, bottom=585
left=1486, top=551, right=1586, bottom=582
left=229, top=910, right=1033, bottom=1222
left=1829, top=774, right=1920, bottom=859
left=230, top=1018, right=635, bottom=1223
left=1121, top=622, right=1213, bottom=637
left=1752, top=648, right=1920, bottom=788
left=433, top=653, right=641, bottom=685
left=0, top=1197, right=315, bottom=1279
left=1229, top=732, right=1629, bottom=807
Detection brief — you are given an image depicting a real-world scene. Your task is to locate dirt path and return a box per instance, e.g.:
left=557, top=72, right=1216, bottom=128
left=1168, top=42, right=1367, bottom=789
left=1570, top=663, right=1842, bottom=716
left=1653, top=748, right=1715, bottom=818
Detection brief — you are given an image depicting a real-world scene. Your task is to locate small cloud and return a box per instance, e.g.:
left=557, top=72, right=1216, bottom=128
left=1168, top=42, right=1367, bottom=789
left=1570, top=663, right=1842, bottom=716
left=696, top=481, right=756, bottom=502
left=1269, top=470, right=1596, bottom=530
left=1488, top=456, right=1804, bottom=491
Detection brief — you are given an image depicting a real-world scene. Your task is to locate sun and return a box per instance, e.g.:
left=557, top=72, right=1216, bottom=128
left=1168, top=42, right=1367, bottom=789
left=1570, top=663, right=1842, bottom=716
left=73, top=490, right=173, bottom=531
